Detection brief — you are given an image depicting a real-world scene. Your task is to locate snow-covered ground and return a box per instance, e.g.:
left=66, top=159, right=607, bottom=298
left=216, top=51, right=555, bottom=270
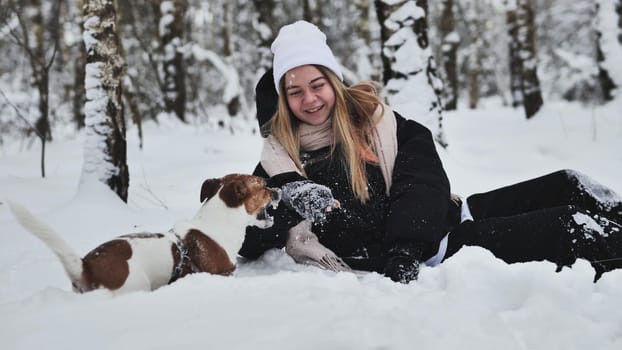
left=1, top=99, right=621, bottom=349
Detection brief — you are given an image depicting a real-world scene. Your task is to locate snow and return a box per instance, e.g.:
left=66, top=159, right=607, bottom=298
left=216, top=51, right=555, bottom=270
left=1, top=97, right=621, bottom=349
left=382, top=1, right=424, bottom=31
left=444, top=31, right=461, bottom=45
left=280, top=181, right=337, bottom=223
left=82, top=16, right=100, bottom=52
left=571, top=169, right=622, bottom=210
left=159, top=1, right=175, bottom=38
left=572, top=212, right=605, bottom=238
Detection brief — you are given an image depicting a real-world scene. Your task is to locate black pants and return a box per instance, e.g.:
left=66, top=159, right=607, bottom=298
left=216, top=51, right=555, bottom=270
left=444, top=169, right=622, bottom=281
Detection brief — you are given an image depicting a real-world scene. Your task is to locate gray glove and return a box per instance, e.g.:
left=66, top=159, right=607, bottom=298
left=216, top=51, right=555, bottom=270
left=285, top=220, right=352, bottom=272
left=280, top=180, right=339, bottom=223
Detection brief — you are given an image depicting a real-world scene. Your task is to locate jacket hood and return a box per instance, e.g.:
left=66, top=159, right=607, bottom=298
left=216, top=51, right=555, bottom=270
left=255, top=68, right=278, bottom=137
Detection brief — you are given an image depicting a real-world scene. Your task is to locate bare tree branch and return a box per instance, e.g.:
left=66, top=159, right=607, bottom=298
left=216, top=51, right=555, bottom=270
left=0, top=88, right=41, bottom=139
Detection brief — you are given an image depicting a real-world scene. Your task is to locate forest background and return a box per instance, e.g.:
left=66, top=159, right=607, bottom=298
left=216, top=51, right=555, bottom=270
left=2, top=0, right=620, bottom=201
left=2, top=2, right=622, bottom=348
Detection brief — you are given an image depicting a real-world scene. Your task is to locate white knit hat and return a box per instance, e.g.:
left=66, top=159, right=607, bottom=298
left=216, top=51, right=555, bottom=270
left=271, top=20, right=343, bottom=94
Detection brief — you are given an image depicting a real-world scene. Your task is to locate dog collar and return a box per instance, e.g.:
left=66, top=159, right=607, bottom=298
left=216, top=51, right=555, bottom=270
left=169, top=232, right=191, bottom=284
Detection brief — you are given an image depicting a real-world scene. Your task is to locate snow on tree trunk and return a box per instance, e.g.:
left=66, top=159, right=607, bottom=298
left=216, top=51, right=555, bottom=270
left=159, top=0, right=187, bottom=122
left=376, top=0, right=447, bottom=147
left=595, top=0, right=621, bottom=100
left=439, top=0, right=459, bottom=111
left=515, top=0, right=543, bottom=119
left=81, top=0, right=129, bottom=202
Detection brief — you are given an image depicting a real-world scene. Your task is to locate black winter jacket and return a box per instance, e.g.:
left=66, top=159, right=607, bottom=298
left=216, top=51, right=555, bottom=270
left=239, top=116, right=455, bottom=272
left=239, top=69, right=455, bottom=272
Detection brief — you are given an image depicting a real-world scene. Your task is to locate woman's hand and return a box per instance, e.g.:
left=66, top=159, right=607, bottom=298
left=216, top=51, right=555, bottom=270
left=384, top=255, right=420, bottom=284
left=285, top=220, right=352, bottom=272
left=280, top=180, right=340, bottom=223
left=384, top=243, right=423, bottom=284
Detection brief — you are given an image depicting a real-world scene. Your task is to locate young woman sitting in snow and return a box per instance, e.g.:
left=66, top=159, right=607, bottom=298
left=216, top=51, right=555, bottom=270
left=238, top=20, right=622, bottom=283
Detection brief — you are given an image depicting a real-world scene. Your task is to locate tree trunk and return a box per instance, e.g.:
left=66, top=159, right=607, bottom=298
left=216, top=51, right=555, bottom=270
left=595, top=1, right=619, bottom=101
left=222, top=1, right=233, bottom=57
left=25, top=0, right=53, bottom=142
left=302, top=0, right=324, bottom=29
left=439, top=0, right=458, bottom=110
left=123, top=81, right=144, bottom=149
left=82, top=0, right=129, bottom=202
left=73, top=29, right=86, bottom=129
left=303, top=0, right=313, bottom=23
left=354, top=0, right=380, bottom=81
left=11, top=0, right=62, bottom=176
left=354, top=0, right=372, bottom=49
left=595, top=35, right=617, bottom=102
left=160, top=0, right=187, bottom=122
left=252, top=0, right=277, bottom=73
left=506, top=2, right=523, bottom=108
left=515, top=0, right=543, bottom=119
left=221, top=1, right=241, bottom=120
left=375, top=0, right=447, bottom=147
left=468, top=60, right=479, bottom=109
left=467, top=0, right=482, bottom=109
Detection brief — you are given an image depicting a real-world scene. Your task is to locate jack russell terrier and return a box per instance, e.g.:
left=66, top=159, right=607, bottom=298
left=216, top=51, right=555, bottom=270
left=9, top=174, right=280, bottom=294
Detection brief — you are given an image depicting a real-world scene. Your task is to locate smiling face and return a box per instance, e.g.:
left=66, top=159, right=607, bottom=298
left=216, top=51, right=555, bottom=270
left=283, top=65, right=336, bottom=126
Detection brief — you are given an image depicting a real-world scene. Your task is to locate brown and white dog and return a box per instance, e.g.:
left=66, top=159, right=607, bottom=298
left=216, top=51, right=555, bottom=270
left=9, top=174, right=280, bottom=294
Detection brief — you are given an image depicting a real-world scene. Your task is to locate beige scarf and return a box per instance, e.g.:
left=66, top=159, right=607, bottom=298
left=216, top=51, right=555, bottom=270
left=260, top=104, right=398, bottom=194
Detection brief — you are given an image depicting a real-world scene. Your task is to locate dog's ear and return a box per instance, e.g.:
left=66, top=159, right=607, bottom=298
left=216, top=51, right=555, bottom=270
left=200, top=178, right=222, bottom=203
left=219, top=180, right=248, bottom=208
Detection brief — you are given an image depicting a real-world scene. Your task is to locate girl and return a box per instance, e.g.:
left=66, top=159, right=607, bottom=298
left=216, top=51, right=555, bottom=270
left=239, top=21, right=622, bottom=283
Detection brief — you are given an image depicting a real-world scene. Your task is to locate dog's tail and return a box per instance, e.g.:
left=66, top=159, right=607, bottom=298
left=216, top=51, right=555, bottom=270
left=8, top=201, right=84, bottom=286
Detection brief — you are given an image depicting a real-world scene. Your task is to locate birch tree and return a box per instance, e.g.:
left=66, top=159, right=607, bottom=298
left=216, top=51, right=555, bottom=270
left=81, top=0, right=129, bottom=201
left=376, top=0, right=447, bottom=147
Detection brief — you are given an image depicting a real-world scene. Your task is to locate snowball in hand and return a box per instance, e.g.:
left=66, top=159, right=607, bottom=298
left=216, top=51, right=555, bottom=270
left=280, top=181, right=339, bottom=223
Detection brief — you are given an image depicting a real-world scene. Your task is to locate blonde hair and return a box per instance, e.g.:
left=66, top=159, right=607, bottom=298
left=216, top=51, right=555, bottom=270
left=271, top=65, right=384, bottom=203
